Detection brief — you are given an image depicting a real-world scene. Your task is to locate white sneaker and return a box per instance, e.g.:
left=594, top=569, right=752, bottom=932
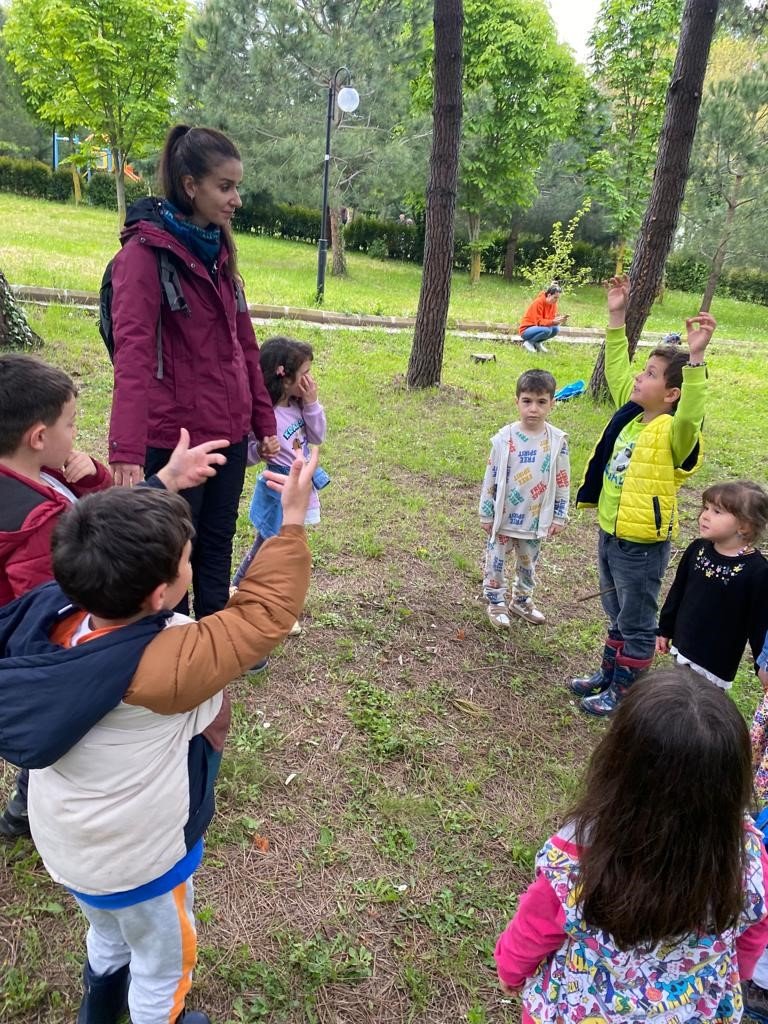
left=288, top=620, right=303, bottom=637
left=539, top=343, right=549, bottom=353
left=522, top=340, right=537, bottom=353
left=509, top=599, right=546, bottom=625
left=486, top=603, right=511, bottom=628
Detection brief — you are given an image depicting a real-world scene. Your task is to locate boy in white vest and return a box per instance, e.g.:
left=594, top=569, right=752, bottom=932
left=479, top=369, right=570, bottom=628
left=570, top=276, right=715, bottom=716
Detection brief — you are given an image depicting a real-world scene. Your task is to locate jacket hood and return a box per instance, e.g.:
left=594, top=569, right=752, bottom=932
left=0, top=582, right=171, bottom=768
left=120, top=197, right=170, bottom=245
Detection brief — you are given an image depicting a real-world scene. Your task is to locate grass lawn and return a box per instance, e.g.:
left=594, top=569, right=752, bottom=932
left=3, top=193, right=768, bottom=343
left=1, top=301, right=766, bottom=1023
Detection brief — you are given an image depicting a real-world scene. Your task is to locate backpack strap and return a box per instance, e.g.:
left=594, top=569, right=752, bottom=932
left=234, top=277, right=248, bottom=314
left=155, top=251, right=190, bottom=381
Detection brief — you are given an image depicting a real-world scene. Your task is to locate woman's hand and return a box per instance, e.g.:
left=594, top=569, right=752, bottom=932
left=111, top=463, right=144, bottom=487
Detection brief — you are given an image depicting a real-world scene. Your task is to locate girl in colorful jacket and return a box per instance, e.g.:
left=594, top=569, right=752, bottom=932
left=108, top=125, right=279, bottom=619
left=570, top=275, right=715, bottom=716
left=232, top=337, right=326, bottom=638
left=495, top=669, right=768, bottom=1024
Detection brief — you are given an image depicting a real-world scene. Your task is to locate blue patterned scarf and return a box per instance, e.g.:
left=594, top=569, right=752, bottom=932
left=160, top=199, right=221, bottom=270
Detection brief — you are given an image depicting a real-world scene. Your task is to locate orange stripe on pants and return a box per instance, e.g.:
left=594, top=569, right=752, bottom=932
left=168, top=880, right=196, bottom=1023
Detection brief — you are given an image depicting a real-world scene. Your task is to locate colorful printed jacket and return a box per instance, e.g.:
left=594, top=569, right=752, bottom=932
left=576, top=327, right=705, bottom=542
left=495, top=825, right=768, bottom=1024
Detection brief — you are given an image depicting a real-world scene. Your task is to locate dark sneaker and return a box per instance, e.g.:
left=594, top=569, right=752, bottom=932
left=177, top=1012, right=212, bottom=1024
left=0, top=794, right=31, bottom=840
left=744, top=979, right=768, bottom=1023
left=248, top=657, right=269, bottom=674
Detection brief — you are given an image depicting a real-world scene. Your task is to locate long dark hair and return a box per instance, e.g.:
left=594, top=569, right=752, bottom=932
left=570, top=669, right=753, bottom=948
left=158, top=124, right=241, bottom=277
left=258, top=336, right=314, bottom=406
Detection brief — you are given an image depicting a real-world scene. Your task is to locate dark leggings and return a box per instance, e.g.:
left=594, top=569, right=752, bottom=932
left=145, top=437, right=248, bottom=618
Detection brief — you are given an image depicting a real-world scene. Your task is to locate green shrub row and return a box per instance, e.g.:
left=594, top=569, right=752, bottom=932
left=0, top=157, right=148, bottom=208
left=666, top=254, right=768, bottom=306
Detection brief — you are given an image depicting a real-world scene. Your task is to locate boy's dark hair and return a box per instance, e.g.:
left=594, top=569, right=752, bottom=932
left=516, top=369, right=556, bottom=398
left=648, top=345, right=690, bottom=391
left=702, top=480, right=768, bottom=542
left=0, top=355, right=77, bottom=456
left=159, top=125, right=241, bottom=277
left=544, top=284, right=562, bottom=297
left=52, top=489, right=194, bottom=619
left=570, top=669, right=752, bottom=949
left=259, top=336, right=314, bottom=405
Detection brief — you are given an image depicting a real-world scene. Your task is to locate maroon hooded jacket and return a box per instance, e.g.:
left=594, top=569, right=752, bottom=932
left=0, top=462, right=112, bottom=605
left=108, top=199, right=276, bottom=466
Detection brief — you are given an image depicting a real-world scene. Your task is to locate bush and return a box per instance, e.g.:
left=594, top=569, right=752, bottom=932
left=48, top=167, right=77, bottom=202
left=721, top=266, right=768, bottom=306
left=367, top=238, right=389, bottom=261
left=86, top=171, right=149, bottom=210
left=0, top=156, right=52, bottom=197
left=665, top=255, right=709, bottom=294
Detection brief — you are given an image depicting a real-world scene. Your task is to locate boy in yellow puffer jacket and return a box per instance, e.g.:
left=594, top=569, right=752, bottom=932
left=570, top=275, right=716, bottom=716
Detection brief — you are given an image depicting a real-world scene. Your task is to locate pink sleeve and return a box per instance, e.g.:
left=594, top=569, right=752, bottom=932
left=494, top=873, right=567, bottom=988
left=737, top=845, right=768, bottom=980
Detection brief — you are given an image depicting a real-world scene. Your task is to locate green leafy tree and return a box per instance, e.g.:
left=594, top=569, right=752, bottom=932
left=444, top=0, right=583, bottom=284
left=586, top=0, right=684, bottom=273
left=4, top=0, right=187, bottom=226
left=178, top=0, right=431, bottom=279
left=682, top=56, right=768, bottom=306
left=0, top=9, right=48, bottom=159
left=519, top=199, right=594, bottom=293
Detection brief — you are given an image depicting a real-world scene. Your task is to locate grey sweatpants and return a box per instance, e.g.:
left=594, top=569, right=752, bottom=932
left=74, top=878, right=196, bottom=1024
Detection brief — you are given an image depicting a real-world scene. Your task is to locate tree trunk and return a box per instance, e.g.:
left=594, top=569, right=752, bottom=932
left=407, top=0, right=463, bottom=389
left=700, top=184, right=741, bottom=312
left=330, top=208, right=347, bottom=277
left=114, top=149, right=127, bottom=230
left=503, top=227, right=519, bottom=281
left=467, top=211, right=481, bottom=285
left=0, top=269, right=43, bottom=350
left=589, top=0, right=719, bottom=399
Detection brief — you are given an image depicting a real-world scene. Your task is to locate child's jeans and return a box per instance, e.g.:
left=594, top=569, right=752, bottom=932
left=74, top=877, right=196, bottom=1024
left=483, top=535, right=542, bottom=606
left=598, top=529, right=670, bottom=661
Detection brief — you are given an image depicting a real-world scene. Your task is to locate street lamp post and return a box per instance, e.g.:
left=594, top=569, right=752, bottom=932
left=316, top=67, right=359, bottom=304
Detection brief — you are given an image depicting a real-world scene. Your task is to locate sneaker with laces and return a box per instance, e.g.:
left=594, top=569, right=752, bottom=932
left=522, top=340, right=537, bottom=353
left=509, top=599, right=546, bottom=625
left=486, top=602, right=511, bottom=628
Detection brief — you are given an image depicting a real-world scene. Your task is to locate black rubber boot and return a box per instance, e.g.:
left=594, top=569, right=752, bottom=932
left=0, top=773, right=31, bottom=840
left=569, top=640, right=622, bottom=698
left=580, top=654, right=652, bottom=718
left=77, top=961, right=129, bottom=1024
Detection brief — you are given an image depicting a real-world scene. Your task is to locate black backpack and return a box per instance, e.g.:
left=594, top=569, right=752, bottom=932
left=99, top=249, right=189, bottom=381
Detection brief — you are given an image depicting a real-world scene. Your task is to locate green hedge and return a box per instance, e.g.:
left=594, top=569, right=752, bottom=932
left=665, top=254, right=768, bottom=306
left=0, top=157, right=149, bottom=207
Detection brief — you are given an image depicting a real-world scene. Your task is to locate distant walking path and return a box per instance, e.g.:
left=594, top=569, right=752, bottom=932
left=11, top=283, right=756, bottom=348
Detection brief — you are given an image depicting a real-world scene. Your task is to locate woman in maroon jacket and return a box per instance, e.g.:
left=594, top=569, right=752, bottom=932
left=109, top=126, right=279, bottom=618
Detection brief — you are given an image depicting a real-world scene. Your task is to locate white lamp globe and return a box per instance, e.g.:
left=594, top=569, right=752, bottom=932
left=337, top=86, right=360, bottom=113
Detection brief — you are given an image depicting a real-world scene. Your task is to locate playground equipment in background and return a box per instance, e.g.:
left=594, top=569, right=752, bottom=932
left=52, top=133, right=140, bottom=181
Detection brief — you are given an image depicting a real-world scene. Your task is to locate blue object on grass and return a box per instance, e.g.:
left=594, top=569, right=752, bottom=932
left=554, top=379, right=586, bottom=402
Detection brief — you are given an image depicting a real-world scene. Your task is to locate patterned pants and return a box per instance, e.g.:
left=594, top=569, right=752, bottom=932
left=483, top=535, right=542, bottom=605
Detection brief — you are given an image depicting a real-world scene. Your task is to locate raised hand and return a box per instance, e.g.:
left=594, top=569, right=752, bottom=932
left=155, top=428, right=230, bottom=492
left=605, top=275, right=630, bottom=328
left=685, top=312, right=717, bottom=361
left=263, top=446, right=319, bottom=526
